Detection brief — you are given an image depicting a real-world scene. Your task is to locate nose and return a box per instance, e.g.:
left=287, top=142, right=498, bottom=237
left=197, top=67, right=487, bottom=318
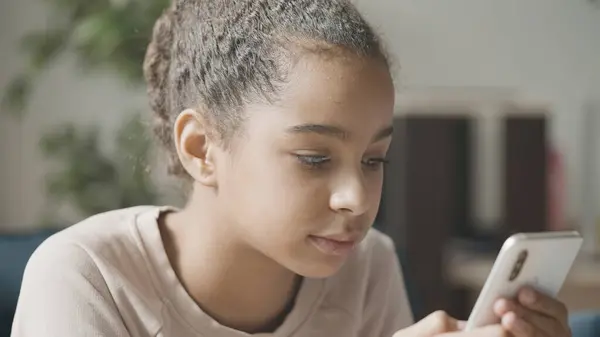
left=329, top=173, right=369, bottom=216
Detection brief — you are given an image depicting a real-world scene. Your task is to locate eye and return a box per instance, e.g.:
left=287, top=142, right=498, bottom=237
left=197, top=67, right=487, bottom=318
left=362, top=157, right=389, bottom=169
left=295, top=154, right=331, bottom=168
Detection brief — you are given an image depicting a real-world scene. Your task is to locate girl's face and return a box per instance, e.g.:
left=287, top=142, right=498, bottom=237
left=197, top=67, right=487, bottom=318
left=214, top=54, right=395, bottom=278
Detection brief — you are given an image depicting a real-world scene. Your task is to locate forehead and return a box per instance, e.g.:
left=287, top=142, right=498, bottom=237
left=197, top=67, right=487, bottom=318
left=247, top=54, right=395, bottom=136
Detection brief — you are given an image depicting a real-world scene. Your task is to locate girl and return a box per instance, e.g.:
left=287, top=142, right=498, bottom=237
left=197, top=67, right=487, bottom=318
left=12, top=1, right=572, bottom=336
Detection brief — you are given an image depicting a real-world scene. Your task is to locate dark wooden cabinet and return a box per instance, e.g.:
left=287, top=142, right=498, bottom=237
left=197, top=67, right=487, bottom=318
left=380, top=114, right=473, bottom=319
left=378, top=110, right=548, bottom=319
left=503, top=114, right=548, bottom=235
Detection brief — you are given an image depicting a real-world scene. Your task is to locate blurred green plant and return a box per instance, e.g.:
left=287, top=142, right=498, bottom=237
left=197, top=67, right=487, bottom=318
left=3, top=0, right=169, bottom=114
left=41, top=113, right=158, bottom=218
left=2, top=0, right=170, bottom=221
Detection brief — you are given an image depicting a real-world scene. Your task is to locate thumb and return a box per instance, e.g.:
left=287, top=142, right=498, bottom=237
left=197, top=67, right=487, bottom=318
left=405, top=311, right=462, bottom=336
left=435, top=324, right=506, bottom=337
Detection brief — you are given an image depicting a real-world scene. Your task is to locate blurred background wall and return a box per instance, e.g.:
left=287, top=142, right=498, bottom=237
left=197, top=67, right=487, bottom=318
left=356, top=0, right=600, bottom=231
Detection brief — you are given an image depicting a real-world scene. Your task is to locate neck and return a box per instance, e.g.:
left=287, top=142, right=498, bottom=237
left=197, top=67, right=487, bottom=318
left=161, top=186, right=300, bottom=333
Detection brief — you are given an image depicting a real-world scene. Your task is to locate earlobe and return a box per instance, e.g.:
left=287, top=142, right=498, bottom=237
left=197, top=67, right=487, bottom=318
left=173, top=109, right=218, bottom=186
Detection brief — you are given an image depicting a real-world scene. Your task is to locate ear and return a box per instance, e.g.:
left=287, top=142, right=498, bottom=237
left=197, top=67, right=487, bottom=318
left=173, top=109, right=218, bottom=187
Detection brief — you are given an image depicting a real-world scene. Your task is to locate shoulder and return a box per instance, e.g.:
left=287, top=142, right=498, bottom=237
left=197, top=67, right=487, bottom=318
left=24, top=206, right=162, bottom=299
left=53, top=205, right=157, bottom=245
left=37, top=205, right=156, bottom=262
left=15, top=206, right=165, bottom=335
left=21, top=227, right=113, bottom=302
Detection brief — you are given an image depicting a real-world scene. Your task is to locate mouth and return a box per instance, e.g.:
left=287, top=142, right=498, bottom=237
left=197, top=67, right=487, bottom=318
left=307, top=235, right=359, bottom=257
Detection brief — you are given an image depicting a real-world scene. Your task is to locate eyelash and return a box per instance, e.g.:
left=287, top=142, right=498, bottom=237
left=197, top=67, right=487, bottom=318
left=295, top=155, right=389, bottom=169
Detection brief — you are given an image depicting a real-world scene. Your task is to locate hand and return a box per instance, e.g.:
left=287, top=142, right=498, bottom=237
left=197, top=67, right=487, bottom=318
left=392, top=311, right=463, bottom=337
left=494, top=287, right=571, bottom=337
left=393, top=311, right=509, bottom=337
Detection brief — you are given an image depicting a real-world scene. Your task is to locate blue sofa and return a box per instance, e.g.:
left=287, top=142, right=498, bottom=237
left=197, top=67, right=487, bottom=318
left=1, top=230, right=598, bottom=337
left=570, top=312, right=600, bottom=337
left=0, top=230, right=56, bottom=337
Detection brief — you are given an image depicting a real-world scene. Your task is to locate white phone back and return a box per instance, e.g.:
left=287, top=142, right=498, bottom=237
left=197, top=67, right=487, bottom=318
left=465, top=231, right=583, bottom=330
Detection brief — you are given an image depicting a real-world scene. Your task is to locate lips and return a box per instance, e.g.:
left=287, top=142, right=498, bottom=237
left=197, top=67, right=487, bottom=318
left=308, top=235, right=358, bottom=256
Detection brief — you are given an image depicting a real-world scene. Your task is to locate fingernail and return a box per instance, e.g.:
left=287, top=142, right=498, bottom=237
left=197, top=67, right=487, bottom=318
left=501, top=311, right=517, bottom=327
left=494, top=299, right=507, bottom=314
left=501, top=312, right=513, bottom=323
left=457, top=320, right=467, bottom=330
left=503, top=312, right=525, bottom=333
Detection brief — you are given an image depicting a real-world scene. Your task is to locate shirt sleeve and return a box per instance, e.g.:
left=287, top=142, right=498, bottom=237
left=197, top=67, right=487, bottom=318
left=11, top=236, right=131, bottom=337
left=359, top=234, right=414, bottom=337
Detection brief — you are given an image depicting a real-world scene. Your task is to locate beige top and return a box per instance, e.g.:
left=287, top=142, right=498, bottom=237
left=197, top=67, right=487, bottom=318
left=11, top=206, right=413, bottom=337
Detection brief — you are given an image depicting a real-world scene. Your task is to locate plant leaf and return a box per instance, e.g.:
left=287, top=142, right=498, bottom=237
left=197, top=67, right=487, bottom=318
left=1, top=74, right=32, bottom=116
left=20, top=29, right=68, bottom=70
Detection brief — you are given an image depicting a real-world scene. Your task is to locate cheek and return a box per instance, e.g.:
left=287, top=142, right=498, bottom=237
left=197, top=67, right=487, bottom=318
left=367, top=171, right=385, bottom=198
left=223, top=150, right=332, bottom=235
left=367, top=173, right=384, bottom=213
left=261, top=169, right=332, bottom=226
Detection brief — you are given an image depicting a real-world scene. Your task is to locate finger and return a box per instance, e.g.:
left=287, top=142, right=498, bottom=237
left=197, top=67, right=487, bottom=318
left=494, top=299, right=561, bottom=337
left=435, top=324, right=509, bottom=337
left=412, top=311, right=462, bottom=335
left=518, top=287, right=569, bottom=328
left=501, top=311, right=546, bottom=337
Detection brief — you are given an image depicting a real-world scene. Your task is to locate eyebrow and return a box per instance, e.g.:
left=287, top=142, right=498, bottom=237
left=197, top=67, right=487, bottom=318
left=287, top=124, right=347, bottom=139
left=374, top=125, right=394, bottom=142
left=286, top=123, right=394, bottom=142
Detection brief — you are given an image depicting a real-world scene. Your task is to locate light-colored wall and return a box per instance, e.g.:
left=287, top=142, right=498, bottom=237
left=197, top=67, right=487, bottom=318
left=1, top=0, right=599, bottom=230
left=354, top=0, right=600, bottom=227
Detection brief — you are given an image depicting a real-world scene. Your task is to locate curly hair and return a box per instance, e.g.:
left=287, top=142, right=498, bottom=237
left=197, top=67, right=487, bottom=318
left=143, top=0, right=387, bottom=177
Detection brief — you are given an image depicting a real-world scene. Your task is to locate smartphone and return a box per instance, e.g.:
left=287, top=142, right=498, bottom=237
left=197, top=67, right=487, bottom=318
left=465, top=231, right=583, bottom=331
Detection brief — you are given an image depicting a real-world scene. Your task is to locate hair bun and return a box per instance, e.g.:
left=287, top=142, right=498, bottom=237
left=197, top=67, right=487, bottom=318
left=144, top=6, right=186, bottom=177
left=144, top=6, right=174, bottom=123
